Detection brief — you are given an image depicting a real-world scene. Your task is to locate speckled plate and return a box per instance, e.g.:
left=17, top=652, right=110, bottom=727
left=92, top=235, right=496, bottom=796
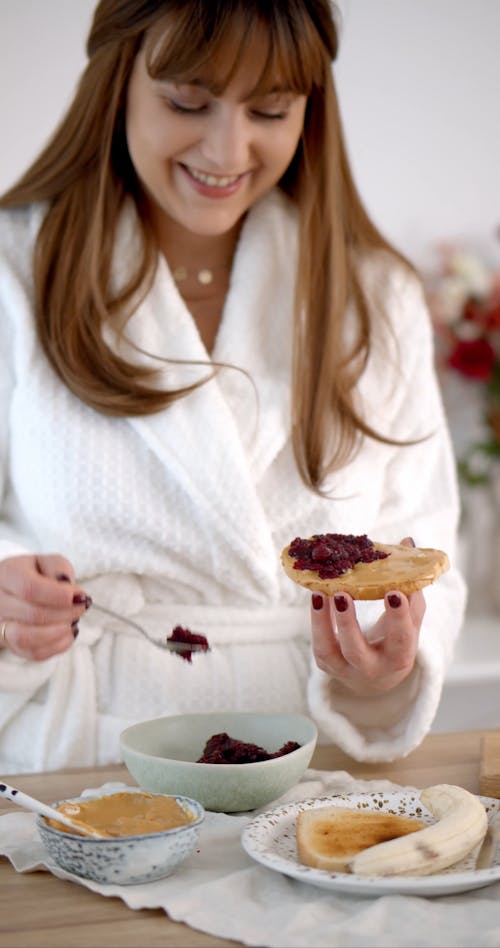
left=241, top=791, right=500, bottom=897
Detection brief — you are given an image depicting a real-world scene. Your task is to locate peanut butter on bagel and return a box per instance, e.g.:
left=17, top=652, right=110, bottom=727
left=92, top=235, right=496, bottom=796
left=280, top=533, right=449, bottom=600
left=296, top=805, right=426, bottom=872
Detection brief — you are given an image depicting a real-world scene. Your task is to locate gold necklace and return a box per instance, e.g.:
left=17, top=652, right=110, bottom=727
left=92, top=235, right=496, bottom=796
left=172, top=264, right=230, bottom=286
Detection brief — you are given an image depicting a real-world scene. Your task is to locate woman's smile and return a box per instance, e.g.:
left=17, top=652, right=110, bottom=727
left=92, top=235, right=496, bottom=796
left=179, top=163, right=247, bottom=198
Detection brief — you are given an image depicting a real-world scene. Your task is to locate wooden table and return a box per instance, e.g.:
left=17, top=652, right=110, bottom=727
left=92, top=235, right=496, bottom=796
left=0, top=728, right=497, bottom=948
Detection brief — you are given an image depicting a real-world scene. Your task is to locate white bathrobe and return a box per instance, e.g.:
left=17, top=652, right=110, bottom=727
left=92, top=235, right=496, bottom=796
left=0, top=190, right=466, bottom=774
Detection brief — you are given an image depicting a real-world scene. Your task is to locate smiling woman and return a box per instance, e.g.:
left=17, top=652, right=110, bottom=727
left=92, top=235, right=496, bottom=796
left=0, top=0, right=466, bottom=776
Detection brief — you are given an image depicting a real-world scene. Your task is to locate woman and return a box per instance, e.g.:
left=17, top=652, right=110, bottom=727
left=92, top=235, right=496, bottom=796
left=0, top=0, right=466, bottom=773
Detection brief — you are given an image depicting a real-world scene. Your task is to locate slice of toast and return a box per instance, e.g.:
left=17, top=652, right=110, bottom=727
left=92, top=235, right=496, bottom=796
left=296, top=805, right=425, bottom=872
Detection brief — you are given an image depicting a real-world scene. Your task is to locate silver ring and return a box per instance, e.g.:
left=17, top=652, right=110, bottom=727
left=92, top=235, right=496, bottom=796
left=1, top=621, right=8, bottom=646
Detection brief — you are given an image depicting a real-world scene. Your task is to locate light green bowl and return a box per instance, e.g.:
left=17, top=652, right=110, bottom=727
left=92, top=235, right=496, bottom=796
left=120, top=711, right=318, bottom=812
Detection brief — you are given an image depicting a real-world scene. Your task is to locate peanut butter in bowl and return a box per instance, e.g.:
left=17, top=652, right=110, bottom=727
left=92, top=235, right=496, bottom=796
left=37, top=789, right=205, bottom=885
left=46, top=790, right=195, bottom=837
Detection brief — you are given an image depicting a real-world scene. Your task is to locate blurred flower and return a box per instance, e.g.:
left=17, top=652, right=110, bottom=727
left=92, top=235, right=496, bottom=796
left=448, top=337, right=495, bottom=381
left=426, top=239, right=500, bottom=485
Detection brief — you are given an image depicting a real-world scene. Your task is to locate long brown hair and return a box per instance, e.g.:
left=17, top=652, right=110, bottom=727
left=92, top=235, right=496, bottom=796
left=0, top=0, right=414, bottom=489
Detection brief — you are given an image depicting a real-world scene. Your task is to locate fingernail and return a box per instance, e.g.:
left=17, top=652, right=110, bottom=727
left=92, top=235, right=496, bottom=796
left=72, top=625, right=79, bottom=639
left=312, top=594, right=323, bottom=611
left=85, top=595, right=93, bottom=609
left=388, top=594, right=401, bottom=608
left=334, top=595, right=348, bottom=613
left=73, top=593, right=88, bottom=605
left=57, top=573, right=71, bottom=582
left=408, top=537, right=416, bottom=547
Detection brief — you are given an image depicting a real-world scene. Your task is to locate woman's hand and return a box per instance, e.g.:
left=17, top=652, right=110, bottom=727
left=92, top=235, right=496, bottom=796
left=0, top=554, right=91, bottom=661
left=310, top=538, right=426, bottom=695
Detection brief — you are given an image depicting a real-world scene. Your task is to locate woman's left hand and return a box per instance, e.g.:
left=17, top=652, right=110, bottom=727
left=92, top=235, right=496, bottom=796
left=310, top=540, right=426, bottom=695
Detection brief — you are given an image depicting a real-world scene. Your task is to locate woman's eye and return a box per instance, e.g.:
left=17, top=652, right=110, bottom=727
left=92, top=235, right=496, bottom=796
left=166, top=99, right=207, bottom=114
left=252, top=110, right=288, bottom=121
left=250, top=96, right=294, bottom=121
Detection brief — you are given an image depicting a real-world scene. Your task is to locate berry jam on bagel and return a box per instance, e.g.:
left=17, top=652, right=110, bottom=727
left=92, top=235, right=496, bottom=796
left=281, top=533, right=449, bottom=600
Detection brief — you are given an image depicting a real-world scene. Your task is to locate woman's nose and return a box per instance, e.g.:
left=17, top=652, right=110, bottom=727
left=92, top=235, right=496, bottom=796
left=200, top=109, right=250, bottom=171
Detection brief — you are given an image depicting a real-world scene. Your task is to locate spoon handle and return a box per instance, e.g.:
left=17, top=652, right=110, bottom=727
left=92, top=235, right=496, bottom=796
left=0, top=781, right=103, bottom=838
left=91, top=602, right=207, bottom=653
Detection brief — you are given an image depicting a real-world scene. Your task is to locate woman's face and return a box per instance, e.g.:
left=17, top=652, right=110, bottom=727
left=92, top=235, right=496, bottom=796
left=125, top=39, right=307, bottom=240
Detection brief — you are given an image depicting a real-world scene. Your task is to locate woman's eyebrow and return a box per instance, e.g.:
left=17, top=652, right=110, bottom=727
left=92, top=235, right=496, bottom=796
left=245, top=84, right=292, bottom=97
left=240, top=85, right=296, bottom=104
left=161, top=76, right=295, bottom=100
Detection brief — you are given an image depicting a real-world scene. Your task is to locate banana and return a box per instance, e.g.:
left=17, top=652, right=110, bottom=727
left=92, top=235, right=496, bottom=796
left=350, top=784, right=487, bottom=877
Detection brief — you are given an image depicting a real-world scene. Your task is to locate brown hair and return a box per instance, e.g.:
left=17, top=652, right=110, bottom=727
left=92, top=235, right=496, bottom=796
left=0, top=0, right=414, bottom=489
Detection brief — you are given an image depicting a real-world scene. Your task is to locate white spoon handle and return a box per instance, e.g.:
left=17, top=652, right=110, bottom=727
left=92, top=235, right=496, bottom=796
left=0, top=780, right=104, bottom=838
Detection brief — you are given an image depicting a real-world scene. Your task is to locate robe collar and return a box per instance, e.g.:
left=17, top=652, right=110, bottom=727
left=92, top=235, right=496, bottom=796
left=105, top=189, right=299, bottom=600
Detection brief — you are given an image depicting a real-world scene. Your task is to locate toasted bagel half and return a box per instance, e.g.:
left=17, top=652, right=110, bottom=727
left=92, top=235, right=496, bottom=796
left=280, top=536, right=449, bottom=600
left=296, top=805, right=426, bottom=872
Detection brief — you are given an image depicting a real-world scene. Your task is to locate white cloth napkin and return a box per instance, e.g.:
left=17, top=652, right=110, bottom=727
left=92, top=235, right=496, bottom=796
left=2, top=770, right=500, bottom=948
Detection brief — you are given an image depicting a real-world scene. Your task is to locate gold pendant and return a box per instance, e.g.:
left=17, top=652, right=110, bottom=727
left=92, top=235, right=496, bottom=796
left=197, top=269, right=214, bottom=285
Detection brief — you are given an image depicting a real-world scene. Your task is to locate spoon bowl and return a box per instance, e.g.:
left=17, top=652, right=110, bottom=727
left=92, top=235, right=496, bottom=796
left=0, top=781, right=105, bottom=838
left=90, top=603, right=210, bottom=657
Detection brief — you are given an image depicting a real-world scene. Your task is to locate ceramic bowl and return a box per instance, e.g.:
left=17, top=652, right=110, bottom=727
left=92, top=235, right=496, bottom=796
left=36, top=789, right=204, bottom=885
left=120, top=711, right=318, bottom=812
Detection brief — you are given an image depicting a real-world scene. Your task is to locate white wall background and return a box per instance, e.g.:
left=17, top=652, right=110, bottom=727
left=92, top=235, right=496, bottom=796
left=1, top=0, right=499, bottom=268
left=336, top=0, right=500, bottom=268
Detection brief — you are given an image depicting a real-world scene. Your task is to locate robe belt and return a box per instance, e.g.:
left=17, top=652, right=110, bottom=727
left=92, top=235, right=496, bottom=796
left=77, top=601, right=311, bottom=649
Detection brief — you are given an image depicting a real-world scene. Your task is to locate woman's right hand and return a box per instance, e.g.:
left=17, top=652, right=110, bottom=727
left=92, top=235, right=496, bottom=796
left=0, top=554, right=91, bottom=661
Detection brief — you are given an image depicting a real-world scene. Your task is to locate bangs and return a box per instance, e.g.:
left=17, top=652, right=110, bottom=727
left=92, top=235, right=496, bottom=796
left=143, top=1, right=330, bottom=98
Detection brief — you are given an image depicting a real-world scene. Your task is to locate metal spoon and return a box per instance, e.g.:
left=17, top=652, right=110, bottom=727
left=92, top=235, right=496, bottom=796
left=0, top=781, right=105, bottom=839
left=90, top=602, right=209, bottom=655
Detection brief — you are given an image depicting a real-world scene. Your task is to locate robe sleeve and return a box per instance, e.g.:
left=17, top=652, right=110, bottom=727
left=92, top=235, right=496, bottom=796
left=307, top=265, right=467, bottom=761
left=0, top=226, right=35, bottom=562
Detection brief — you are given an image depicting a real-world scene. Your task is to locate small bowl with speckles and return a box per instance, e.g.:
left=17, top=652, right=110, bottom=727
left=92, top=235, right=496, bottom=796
left=36, top=787, right=205, bottom=885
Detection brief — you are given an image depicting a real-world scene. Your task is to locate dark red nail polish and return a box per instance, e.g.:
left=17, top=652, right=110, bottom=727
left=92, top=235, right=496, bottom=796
left=85, top=596, right=93, bottom=609
left=73, top=593, right=88, bottom=605
left=73, top=626, right=79, bottom=639
left=312, top=594, right=323, bottom=611
left=388, top=594, right=401, bottom=608
left=57, top=573, right=71, bottom=582
left=334, top=595, right=348, bottom=613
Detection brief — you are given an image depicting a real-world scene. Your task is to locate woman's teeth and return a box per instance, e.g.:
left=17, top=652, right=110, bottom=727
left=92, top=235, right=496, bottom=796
left=188, top=167, right=241, bottom=188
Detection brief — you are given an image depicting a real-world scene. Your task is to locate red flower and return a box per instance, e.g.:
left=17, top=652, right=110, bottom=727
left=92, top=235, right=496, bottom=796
left=484, top=294, right=500, bottom=331
left=447, top=337, right=496, bottom=380
left=463, top=297, right=486, bottom=325
left=463, top=294, right=500, bottom=331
